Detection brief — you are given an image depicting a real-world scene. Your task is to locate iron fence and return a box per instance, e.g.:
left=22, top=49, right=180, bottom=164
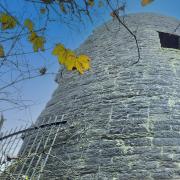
left=0, top=115, right=66, bottom=180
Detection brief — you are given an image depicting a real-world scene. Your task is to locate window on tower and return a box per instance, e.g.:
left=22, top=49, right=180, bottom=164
left=158, top=32, right=180, bottom=50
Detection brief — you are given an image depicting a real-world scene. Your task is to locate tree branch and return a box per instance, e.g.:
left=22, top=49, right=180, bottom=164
left=106, top=0, right=141, bottom=65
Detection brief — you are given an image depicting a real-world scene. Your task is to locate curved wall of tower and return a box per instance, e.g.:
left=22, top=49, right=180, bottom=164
left=37, top=13, right=180, bottom=179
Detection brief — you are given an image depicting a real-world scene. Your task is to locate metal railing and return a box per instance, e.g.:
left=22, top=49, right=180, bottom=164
left=0, top=115, right=66, bottom=180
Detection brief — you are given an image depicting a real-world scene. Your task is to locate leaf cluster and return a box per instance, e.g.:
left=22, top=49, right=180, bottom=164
left=0, top=0, right=154, bottom=74
left=0, top=13, right=17, bottom=30
left=52, top=44, right=90, bottom=74
left=24, top=19, right=45, bottom=52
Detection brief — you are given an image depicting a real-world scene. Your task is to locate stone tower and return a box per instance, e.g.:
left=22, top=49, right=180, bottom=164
left=36, top=13, right=180, bottom=179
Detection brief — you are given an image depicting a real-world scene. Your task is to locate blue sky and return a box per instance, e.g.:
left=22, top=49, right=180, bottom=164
left=1, top=0, right=180, bottom=131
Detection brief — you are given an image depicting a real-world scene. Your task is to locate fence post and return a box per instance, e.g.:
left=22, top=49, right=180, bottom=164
left=0, top=113, right=5, bottom=138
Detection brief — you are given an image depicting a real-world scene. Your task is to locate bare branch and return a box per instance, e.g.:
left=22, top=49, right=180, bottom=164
left=107, top=0, right=141, bottom=65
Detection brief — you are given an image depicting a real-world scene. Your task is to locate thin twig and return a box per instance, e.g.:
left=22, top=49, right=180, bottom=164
left=106, top=0, right=141, bottom=65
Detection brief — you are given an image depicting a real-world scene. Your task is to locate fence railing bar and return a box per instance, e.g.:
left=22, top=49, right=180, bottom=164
left=0, top=120, right=67, bottom=141
left=19, top=116, right=53, bottom=179
left=0, top=169, right=17, bottom=180
left=3, top=125, right=23, bottom=161
left=0, top=114, right=67, bottom=179
left=0, top=127, right=17, bottom=164
left=37, top=114, right=64, bottom=180
left=30, top=115, right=59, bottom=179
left=0, top=133, right=17, bottom=179
left=0, top=129, right=8, bottom=143
left=0, top=125, right=26, bottom=179
left=6, top=125, right=23, bottom=154
left=16, top=117, right=48, bottom=180
left=22, top=117, right=52, bottom=177
left=0, top=128, right=13, bottom=153
left=7, top=124, right=30, bottom=170
left=9, top=122, right=39, bottom=177
left=10, top=123, right=29, bottom=156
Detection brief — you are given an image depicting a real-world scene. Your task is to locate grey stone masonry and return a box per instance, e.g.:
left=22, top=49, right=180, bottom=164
left=36, top=13, right=180, bottom=179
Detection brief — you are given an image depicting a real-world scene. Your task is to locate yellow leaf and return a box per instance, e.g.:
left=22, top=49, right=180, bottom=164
left=64, top=53, right=76, bottom=71
left=28, top=32, right=37, bottom=42
left=24, top=19, right=34, bottom=31
left=77, top=54, right=90, bottom=71
left=75, top=60, right=84, bottom=74
left=52, top=44, right=66, bottom=56
left=57, top=51, right=66, bottom=64
left=32, top=36, right=45, bottom=52
left=88, top=0, right=95, bottom=7
left=22, top=175, right=29, bottom=180
left=141, top=0, right=154, bottom=6
left=28, top=32, right=45, bottom=52
left=75, top=54, right=91, bottom=74
left=0, top=45, right=4, bottom=58
left=0, top=13, right=17, bottom=30
left=52, top=44, right=90, bottom=74
left=52, top=44, right=69, bottom=65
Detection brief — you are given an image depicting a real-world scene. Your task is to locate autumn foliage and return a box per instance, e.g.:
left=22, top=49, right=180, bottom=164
left=141, top=0, right=154, bottom=6
left=52, top=44, right=90, bottom=74
left=0, top=0, right=154, bottom=74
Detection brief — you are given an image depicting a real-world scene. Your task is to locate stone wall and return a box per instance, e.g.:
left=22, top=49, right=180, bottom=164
left=36, top=13, right=180, bottom=179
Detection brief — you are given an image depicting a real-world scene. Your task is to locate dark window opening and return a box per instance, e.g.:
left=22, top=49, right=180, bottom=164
left=158, top=32, right=180, bottom=49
